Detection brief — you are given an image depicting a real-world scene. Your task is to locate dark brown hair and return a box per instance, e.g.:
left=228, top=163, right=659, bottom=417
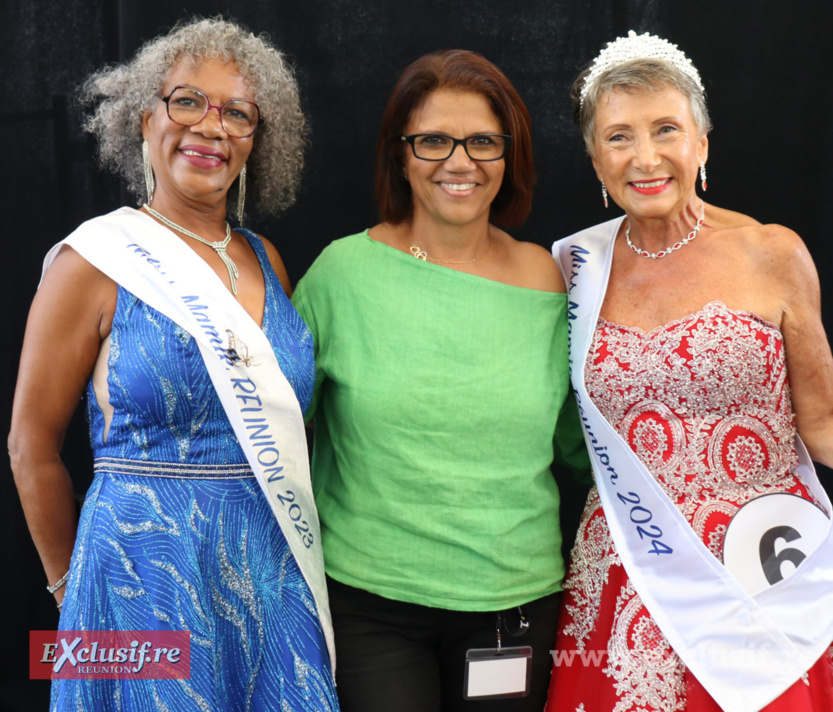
left=375, top=50, right=535, bottom=228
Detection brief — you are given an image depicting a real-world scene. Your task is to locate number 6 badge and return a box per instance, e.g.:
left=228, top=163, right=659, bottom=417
left=722, top=493, right=830, bottom=596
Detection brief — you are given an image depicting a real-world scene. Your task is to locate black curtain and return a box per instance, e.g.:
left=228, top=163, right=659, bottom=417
left=2, top=1, right=832, bottom=707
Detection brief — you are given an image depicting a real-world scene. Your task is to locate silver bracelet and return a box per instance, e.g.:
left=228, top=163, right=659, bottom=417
left=46, top=570, right=69, bottom=595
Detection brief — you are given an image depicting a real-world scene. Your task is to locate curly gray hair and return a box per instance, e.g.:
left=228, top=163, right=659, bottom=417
left=80, top=16, right=307, bottom=216
left=571, top=58, right=711, bottom=158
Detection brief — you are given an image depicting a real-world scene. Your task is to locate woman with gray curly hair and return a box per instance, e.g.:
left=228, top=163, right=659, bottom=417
left=9, top=16, right=339, bottom=711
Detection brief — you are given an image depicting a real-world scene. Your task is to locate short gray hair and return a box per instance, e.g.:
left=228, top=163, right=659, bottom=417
left=80, top=17, right=307, bottom=216
left=571, top=58, right=711, bottom=157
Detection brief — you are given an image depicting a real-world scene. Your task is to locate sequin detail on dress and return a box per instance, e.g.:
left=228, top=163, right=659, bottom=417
left=52, top=230, right=338, bottom=711
left=547, top=301, right=833, bottom=712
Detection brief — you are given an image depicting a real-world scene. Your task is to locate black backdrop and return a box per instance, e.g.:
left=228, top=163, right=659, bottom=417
left=3, top=1, right=832, bottom=707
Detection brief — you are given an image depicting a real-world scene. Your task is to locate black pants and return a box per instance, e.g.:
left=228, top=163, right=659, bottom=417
left=328, top=577, right=560, bottom=712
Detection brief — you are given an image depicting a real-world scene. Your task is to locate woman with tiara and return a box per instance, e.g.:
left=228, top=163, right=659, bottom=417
left=546, top=31, right=833, bottom=712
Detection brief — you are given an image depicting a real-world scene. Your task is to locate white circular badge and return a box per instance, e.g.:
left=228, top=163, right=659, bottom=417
left=722, top=493, right=830, bottom=596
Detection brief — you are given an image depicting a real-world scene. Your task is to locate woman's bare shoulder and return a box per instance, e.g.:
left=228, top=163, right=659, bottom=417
left=708, top=204, right=805, bottom=258
left=708, top=206, right=817, bottom=317
left=498, top=230, right=565, bottom=293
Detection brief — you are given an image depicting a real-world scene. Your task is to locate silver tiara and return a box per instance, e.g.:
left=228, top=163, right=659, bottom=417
left=580, top=30, right=703, bottom=107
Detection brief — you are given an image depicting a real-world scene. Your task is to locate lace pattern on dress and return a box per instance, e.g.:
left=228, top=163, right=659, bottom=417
left=605, top=580, right=685, bottom=712
left=586, top=301, right=805, bottom=520
left=559, top=302, right=816, bottom=710
left=562, top=488, right=619, bottom=650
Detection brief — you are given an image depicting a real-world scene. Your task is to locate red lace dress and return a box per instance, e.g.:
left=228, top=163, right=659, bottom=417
left=546, top=301, right=833, bottom=712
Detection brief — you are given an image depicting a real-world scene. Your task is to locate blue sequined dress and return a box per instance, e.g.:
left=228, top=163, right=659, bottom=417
left=52, top=230, right=339, bottom=711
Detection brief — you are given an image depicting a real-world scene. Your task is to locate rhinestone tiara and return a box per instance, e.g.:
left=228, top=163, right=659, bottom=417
left=579, top=30, right=703, bottom=107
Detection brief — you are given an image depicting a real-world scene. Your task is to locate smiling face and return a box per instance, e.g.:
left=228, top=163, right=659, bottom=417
left=591, top=85, right=708, bottom=221
left=142, top=57, right=254, bottom=210
left=403, top=89, right=505, bottom=229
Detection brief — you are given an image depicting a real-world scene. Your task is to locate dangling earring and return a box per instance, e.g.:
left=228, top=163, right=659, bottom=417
left=142, top=140, right=154, bottom=203
left=700, top=162, right=707, bottom=192
left=601, top=181, right=609, bottom=209
left=236, top=164, right=247, bottom=226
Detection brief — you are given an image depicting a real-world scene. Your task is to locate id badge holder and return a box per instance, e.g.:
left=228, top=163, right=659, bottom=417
left=463, top=612, right=532, bottom=700
left=464, top=646, right=532, bottom=699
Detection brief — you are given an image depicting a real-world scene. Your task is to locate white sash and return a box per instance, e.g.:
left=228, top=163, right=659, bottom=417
left=43, top=207, right=335, bottom=671
left=554, top=217, right=833, bottom=712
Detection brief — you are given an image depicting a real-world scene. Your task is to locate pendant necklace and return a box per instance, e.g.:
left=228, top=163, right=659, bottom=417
left=409, top=234, right=492, bottom=264
left=143, top=203, right=239, bottom=294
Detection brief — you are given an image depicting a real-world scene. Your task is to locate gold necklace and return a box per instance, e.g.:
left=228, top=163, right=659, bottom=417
left=409, top=236, right=492, bottom=264
left=143, top=204, right=239, bottom=294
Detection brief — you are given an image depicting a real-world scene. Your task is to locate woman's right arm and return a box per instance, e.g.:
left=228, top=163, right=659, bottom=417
left=8, top=246, right=116, bottom=606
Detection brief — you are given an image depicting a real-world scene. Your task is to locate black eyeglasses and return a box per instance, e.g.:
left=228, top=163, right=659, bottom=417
left=160, top=85, right=263, bottom=138
left=402, top=133, right=512, bottom=161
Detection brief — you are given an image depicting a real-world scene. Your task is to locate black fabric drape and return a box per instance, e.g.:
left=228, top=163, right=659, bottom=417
left=2, top=2, right=831, bottom=708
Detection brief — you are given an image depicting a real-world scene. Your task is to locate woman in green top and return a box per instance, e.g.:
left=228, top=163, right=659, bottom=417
left=292, top=50, right=585, bottom=712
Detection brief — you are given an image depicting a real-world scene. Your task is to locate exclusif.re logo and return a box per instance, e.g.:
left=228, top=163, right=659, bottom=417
left=30, top=631, right=191, bottom=680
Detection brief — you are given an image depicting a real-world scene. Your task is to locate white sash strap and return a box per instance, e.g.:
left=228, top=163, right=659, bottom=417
left=554, top=218, right=833, bottom=712
left=43, top=207, right=335, bottom=670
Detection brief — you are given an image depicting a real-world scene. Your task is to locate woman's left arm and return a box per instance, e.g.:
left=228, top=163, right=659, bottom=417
left=776, top=228, right=833, bottom=467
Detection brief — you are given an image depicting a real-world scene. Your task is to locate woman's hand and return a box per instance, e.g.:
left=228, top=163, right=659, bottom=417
left=9, top=245, right=116, bottom=600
